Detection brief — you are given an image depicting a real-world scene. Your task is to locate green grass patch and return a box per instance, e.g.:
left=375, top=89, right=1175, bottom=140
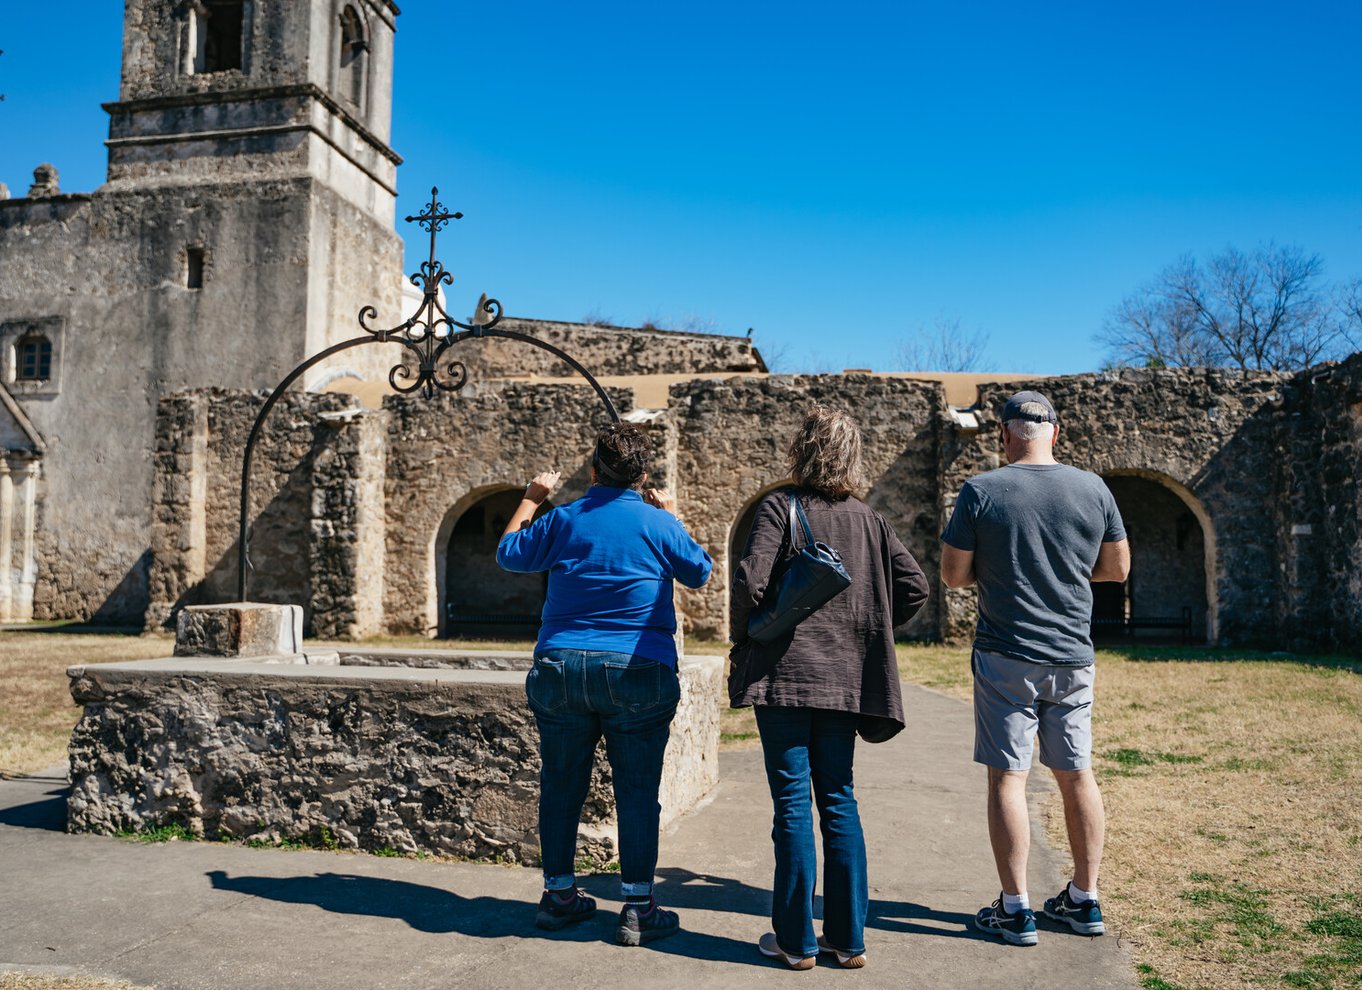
left=116, top=822, right=196, bottom=843
left=1178, top=879, right=1283, bottom=949
left=721, top=731, right=758, bottom=742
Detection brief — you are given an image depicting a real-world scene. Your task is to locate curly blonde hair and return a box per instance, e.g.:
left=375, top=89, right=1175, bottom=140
left=787, top=405, right=865, bottom=499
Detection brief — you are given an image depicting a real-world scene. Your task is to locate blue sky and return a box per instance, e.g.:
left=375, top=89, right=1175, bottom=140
left=2, top=1, right=1359, bottom=373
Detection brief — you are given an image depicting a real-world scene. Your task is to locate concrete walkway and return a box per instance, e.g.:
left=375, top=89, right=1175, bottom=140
left=0, top=684, right=1136, bottom=989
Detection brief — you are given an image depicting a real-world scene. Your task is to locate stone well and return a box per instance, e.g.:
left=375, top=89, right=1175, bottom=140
left=66, top=605, right=723, bottom=865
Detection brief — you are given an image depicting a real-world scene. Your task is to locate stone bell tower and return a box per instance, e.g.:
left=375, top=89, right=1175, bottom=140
left=0, top=0, right=406, bottom=625
left=103, top=0, right=406, bottom=366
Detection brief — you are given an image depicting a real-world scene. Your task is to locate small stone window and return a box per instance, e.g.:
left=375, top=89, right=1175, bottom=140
left=187, top=1, right=244, bottom=75
left=339, top=6, right=367, bottom=108
left=186, top=247, right=206, bottom=289
left=16, top=336, right=53, bottom=382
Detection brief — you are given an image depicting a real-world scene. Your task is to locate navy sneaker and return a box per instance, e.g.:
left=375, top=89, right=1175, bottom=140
left=616, top=898, right=681, bottom=946
left=1043, top=886, right=1106, bottom=935
left=534, top=887, right=598, bottom=931
left=972, top=895, right=1039, bottom=946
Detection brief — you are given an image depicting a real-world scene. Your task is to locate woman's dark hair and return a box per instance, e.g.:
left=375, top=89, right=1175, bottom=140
left=593, top=422, right=652, bottom=489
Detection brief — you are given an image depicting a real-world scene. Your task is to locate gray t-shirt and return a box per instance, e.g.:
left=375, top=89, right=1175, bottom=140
left=941, top=463, right=1126, bottom=666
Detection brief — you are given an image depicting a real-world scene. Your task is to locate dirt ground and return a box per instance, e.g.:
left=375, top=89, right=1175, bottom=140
left=897, top=643, right=1362, bottom=990
left=5, top=631, right=1359, bottom=990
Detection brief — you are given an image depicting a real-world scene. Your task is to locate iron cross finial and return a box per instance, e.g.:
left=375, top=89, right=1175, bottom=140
left=404, top=186, right=463, bottom=267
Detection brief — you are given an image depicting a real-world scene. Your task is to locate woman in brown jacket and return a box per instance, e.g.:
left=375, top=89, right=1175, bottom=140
left=730, top=405, right=929, bottom=970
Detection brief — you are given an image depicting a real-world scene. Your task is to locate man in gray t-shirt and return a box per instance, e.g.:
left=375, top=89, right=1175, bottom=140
left=940, top=390, right=1130, bottom=947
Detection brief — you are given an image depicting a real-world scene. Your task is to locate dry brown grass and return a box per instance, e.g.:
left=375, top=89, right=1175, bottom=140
left=0, top=975, right=152, bottom=990
left=897, top=642, right=1362, bottom=990
left=0, top=630, right=174, bottom=778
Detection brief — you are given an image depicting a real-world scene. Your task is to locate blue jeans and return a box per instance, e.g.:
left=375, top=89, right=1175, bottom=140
left=525, top=648, right=680, bottom=898
left=756, top=705, right=868, bottom=958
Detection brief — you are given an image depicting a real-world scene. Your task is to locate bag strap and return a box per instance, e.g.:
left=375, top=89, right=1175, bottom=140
left=789, top=492, right=815, bottom=549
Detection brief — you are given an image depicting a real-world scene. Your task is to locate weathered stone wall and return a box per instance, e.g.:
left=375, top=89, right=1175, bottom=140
left=1274, top=355, right=1362, bottom=651
left=380, top=382, right=633, bottom=636
left=66, top=652, right=723, bottom=864
left=148, top=388, right=362, bottom=632
left=668, top=375, right=944, bottom=642
left=454, top=319, right=765, bottom=380
left=146, top=362, right=1362, bottom=651
left=938, top=369, right=1287, bottom=646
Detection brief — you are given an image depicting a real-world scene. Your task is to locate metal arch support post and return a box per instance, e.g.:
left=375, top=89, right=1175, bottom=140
left=236, top=332, right=622, bottom=603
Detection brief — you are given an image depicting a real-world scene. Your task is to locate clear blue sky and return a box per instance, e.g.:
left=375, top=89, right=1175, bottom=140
left=2, top=1, right=1359, bottom=374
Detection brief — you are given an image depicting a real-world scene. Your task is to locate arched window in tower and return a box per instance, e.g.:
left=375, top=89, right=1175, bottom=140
left=15, top=336, right=52, bottom=383
left=185, top=1, right=244, bottom=75
left=339, top=6, right=367, bottom=108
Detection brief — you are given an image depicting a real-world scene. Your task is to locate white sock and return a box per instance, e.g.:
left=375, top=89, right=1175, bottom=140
left=1069, top=881, right=1097, bottom=904
left=1002, top=891, right=1029, bottom=914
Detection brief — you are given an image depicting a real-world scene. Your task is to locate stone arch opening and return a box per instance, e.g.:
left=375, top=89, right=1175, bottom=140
left=1096, top=471, right=1217, bottom=644
left=338, top=5, right=367, bottom=109
left=434, top=486, right=553, bottom=639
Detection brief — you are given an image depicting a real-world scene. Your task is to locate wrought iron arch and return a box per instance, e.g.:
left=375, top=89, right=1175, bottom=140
left=236, top=187, right=621, bottom=601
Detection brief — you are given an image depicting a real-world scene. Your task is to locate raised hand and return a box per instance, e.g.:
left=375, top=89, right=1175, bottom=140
left=525, top=470, right=561, bottom=505
left=643, top=488, right=675, bottom=513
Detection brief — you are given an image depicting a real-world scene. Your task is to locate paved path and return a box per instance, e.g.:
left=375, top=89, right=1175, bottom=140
left=0, top=684, right=1136, bottom=989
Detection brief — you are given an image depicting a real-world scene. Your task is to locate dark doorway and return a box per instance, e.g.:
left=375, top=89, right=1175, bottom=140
left=1092, top=475, right=1208, bottom=644
left=444, top=489, right=551, bottom=639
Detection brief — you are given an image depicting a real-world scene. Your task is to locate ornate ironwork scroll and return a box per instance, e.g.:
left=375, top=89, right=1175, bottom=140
left=237, top=187, right=622, bottom=601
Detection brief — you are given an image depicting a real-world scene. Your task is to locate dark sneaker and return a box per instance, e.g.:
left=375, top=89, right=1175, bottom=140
left=1043, top=886, right=1106, bottom=935
left=972, top=896, right=1039, bottom=946
left=616, top=899, right=681, bottom=946
left=534, top=887, right=598, bottom=931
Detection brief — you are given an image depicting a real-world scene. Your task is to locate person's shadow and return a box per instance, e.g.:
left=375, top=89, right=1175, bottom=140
left=203, top=869, right=772, bottom=964
left=583, top=867, right=977, bottom=941
left=206, top=870, right=568, bottom=939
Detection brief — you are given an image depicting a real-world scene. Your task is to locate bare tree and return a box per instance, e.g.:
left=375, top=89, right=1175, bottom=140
left=896, top=317, right=992, bottom=372
left=1338, top=278, right=1362, bottom=351
left=1101, top=245, right=1353, bottom=372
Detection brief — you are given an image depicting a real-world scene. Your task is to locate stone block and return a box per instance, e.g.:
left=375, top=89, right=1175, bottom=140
left=66, top=651, right=725, bottom=867
left=174, top=602, right=304, bottom=658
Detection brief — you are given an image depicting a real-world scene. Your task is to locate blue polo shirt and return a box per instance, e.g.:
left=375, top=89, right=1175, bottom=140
left=496, top=486, right=713, bottom=666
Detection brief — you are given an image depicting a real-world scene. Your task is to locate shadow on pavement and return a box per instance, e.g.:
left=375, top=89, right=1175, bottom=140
left=206, top=869, right=774, bottom=964
left=207, top=870, right=572, bottom=938
left=583, top=867, right=975, bottom=942
left=0, top=783, right=68, bottom=831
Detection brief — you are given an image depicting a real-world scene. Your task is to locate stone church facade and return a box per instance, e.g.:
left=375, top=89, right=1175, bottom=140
left=4, top=1, right=1360, bottom=653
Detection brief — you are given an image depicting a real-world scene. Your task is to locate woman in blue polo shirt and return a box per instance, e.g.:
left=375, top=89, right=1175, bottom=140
left=497, top=422, right=712, bottom=947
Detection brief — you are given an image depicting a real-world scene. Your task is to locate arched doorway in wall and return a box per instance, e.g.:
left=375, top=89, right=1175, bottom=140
left=439, top=487, right=553, bottom=639
left=1095, top=472, right=1216, bottom=645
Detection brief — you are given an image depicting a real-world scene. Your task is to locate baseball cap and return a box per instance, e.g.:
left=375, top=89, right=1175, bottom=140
left=1001, top=390, right=1058, bottom=424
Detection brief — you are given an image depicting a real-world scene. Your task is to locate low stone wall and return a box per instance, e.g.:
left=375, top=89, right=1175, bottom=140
left=66, top=652, right=723, bottom=865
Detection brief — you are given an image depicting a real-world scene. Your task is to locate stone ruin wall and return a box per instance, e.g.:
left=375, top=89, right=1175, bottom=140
left=1274, top=354, right=1362, bottom=650
left=937, top=369, right=1290, bottom=647
left=66, top=648, right=723, bottom=865
left=668, top=375, right=944, bottom=642
left=147, top=363, right=1362, bottom=652
left=453, top=319, right=765, bottom=379
left=378, top=382, right=636, bottom=637
left=149, top=388, right=363, bottom=633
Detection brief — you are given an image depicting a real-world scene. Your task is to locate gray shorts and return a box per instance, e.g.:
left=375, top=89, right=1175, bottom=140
left=971, top=648, right=1094, bottom=772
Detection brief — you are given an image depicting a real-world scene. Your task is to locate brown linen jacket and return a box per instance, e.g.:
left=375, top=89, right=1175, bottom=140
left=728, top=488, right=930, bottom=741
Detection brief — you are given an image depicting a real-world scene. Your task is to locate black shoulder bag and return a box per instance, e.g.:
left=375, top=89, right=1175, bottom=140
left=746, top=492, right=852, bottom=644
